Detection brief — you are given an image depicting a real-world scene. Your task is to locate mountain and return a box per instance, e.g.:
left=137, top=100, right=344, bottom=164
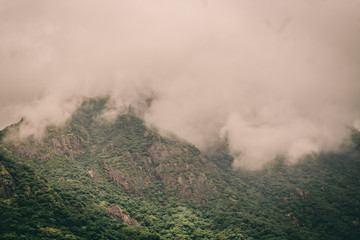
left=1, top=97, right=360, bottom=239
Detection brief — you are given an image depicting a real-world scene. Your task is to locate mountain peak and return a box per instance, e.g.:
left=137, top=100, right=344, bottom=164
left=2, top=98, right=219, bottom=202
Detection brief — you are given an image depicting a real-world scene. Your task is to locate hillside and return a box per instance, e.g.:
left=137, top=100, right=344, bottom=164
left=1, top=97, right=360, bottom=239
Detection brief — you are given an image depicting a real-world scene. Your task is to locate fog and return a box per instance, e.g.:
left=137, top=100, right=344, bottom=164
left=1, top=0, right=360, bottom=169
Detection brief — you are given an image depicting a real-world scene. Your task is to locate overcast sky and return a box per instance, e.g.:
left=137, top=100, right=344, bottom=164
left=1, top=0, right=360, bottom=169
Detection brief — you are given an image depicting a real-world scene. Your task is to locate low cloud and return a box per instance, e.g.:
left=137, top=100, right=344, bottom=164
left=1, top=0, right=360, bottom=169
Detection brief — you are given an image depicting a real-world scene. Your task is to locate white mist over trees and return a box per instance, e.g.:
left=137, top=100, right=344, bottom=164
left=1, top=0, right=360, bottom=169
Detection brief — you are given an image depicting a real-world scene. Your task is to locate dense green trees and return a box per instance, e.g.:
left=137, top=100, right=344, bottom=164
left=0, top=153, right=160, bottom=239
left=1, top=98, right=360, bottom=239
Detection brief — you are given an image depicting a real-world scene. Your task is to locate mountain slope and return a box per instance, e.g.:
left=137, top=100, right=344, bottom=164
left=1, top=97, right=360, bottom=239
left=3, top=98, right=219, bottom=202
left=0, top=152, right=161, bottom=240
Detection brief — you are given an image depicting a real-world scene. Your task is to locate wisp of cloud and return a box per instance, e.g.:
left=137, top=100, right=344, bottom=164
left=1, top=0, right=360, bottom=169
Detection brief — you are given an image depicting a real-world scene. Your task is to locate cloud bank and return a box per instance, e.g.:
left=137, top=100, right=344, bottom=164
left=1, top=0, right=360, bottom=169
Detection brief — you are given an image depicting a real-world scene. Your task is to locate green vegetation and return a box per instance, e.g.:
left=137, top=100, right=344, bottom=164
left=1, top=97, right=359, bottom=239
left=0, top=152, right=160, bottom=240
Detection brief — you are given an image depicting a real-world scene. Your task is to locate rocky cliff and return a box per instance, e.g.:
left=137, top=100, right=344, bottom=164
left=2, top=98, right=219, bottom=203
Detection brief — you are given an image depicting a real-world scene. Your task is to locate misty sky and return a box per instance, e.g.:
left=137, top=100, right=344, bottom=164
left=1, top=0, right=360, bottom=169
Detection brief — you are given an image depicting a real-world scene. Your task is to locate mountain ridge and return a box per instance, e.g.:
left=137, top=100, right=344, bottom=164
left=1, top=97, right=360, bottom=239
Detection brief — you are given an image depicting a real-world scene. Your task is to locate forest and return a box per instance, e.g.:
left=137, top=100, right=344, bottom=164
left=1, top=98, right=360, bottom=239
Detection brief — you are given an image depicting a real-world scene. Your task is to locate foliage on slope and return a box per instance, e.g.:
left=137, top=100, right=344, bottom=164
left=0, top=152, right=160, bottom=239
left=1, top=97, right=360, bottom=239
left=206, top=137, right=360, bottom=240
left=3, top=98, right=219, bottom=202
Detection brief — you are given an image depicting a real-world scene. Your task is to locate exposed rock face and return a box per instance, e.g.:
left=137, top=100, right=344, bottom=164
left=88, top=169, right=100, bottom=182
left=1, top=98, right=219, bottom=204
left=3, top=127, right=88, bottom=161
left=101, top=142, right=217, bottom=202
left=289, top=187, right=308, bottom=202
left=147, top=143, right=216, bottom=201
left=48, top=133, right=87, bottom=160
left=107, top=204, right=139, bottom=226
left=103, top=161, right=145, bottom=196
